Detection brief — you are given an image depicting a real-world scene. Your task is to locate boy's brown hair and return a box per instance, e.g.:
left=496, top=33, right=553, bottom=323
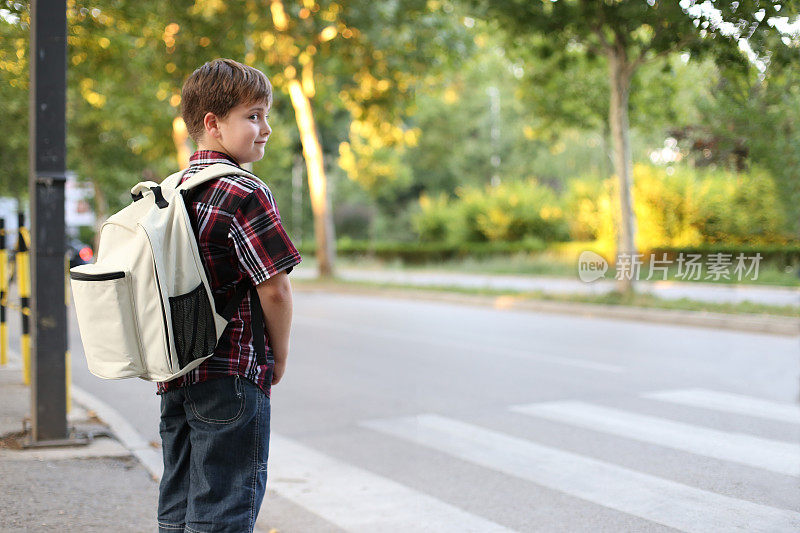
left=181, top=58, right=272, bottom=144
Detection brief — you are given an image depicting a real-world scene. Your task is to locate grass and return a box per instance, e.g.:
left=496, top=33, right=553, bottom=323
left=293, top=277, right=800, bottom=318
left=574, top=289, right=800, bottom=317
left=324, top=253, right=800, bottom=287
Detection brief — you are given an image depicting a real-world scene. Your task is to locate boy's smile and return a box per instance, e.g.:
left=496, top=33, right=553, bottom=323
left=199, top=100, right=271, bottom=165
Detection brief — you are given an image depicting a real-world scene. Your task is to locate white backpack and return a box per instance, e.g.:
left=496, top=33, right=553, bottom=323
left=70, top=163, right=264, bottom=382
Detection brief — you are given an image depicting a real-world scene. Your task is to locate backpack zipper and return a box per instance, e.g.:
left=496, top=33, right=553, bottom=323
left=138, top=224, right=173, bottom=369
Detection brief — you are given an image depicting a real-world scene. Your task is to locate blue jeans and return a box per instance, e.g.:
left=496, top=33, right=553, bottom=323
left=157, top=375, right=270, bottom=533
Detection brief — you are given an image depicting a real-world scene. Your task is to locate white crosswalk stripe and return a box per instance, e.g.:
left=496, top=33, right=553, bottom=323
left=511, top=400, right=800, bottom=476
left=642, top=388, right=800, bottom=425
left=263, top=434, right=516, bottom=533
left=361, top=413, right=800, bottom=533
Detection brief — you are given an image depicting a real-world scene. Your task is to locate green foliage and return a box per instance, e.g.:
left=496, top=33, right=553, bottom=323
left=76, top=225, right=96, bottom=246
left=402, top=31, right=542, bottom=195
left=411, top=193, right=452, bottom=242
left=413, top=180, right=569, bottom=244
left=0, top=0, right=471, bottom=214
left=562, top=176, right=614, bottom=242
left=0, top=11, right=28, bottom=198
left=460, top=0, right=775, bottom=139
left=566, top=164, right=792, bottom=254
left=693, top=167, right=789, bottom=244
left=687, top=61, right=800, bottom=230
left=300, top=238, right=548, bottom=263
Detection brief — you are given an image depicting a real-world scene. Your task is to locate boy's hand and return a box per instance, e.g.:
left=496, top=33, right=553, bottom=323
left=272, top=359, right=286, bottom=385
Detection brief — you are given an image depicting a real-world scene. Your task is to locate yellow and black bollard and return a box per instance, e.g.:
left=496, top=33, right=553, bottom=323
left=0, top=218, right=6, bottom=367
left=17, top=213, right=31, bottom=385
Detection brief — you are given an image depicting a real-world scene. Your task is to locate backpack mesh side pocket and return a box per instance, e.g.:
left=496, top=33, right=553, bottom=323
left=169, top=283, right=216, bottom=370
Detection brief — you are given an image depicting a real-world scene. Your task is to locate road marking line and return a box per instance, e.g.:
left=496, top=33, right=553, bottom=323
left=295, top=315, right=624, bottom=373
left=264, top=434, right=515, bottom=533
left=361, top=414, right=800, bottom=533
left=642, top=388, right=800, bottom=425
left=511, top=401, right=800, bottom=476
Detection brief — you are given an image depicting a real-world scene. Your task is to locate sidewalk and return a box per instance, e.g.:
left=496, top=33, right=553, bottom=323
left=291, top=265, right=800, bottom=336
left=293, top=266, right=800, bottom=307
left=0, top=359, right=158, bottom=532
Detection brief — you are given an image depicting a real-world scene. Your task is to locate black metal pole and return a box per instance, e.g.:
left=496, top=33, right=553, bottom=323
left=29, top=0, right=68, bottom=443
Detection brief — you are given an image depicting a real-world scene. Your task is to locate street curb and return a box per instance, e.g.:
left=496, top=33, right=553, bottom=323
left=70, top=385, right=164, bottom=481
left=69, top=387, right=278, bottom=533
left=71, top=385, right=275, bottom=533
left=0, top=351, right=162, bottom=475
left=5, top=352, right=276, bottom=532
left=293, top=283, right=800, bottom=336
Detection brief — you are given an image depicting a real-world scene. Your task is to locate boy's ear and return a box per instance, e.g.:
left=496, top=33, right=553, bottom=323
left=203, top=112, right=222, bottom=139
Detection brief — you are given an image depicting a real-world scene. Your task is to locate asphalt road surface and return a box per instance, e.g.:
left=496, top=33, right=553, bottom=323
left=62, top=289, right=800, bottom=532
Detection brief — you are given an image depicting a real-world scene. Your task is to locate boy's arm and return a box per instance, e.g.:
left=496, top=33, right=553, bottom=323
left=256, top=271, right=293, bottom=386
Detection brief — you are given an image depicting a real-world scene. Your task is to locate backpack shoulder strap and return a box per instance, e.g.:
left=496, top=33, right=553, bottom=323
left=218, top=282, right=268, bottom=367
left=176, top=163, right=258, bottom=193
left=160, top=169, right=187, bottom=191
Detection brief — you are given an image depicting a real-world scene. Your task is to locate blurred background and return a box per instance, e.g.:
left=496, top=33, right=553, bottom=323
left=1, top=2, right=800, bottom=532
left=1, top=0, right=799, bottom=307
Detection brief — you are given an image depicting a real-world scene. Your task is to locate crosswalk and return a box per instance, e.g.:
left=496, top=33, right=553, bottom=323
left=264, top=388, right=800, bottom=532
left=511, top=400, right=800, bottom=476
left=265, top=434, right=515, bottom=532
left=643, top=388, right=800, bottom=425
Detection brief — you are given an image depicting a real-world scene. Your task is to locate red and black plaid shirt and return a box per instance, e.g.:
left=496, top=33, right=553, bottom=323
left=156, top=150, right=301, bottom=397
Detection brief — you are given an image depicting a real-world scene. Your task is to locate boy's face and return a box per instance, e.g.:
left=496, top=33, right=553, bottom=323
left=204, top=100, right=271, bottom=165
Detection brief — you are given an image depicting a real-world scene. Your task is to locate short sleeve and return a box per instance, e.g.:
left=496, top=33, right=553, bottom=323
left=229, top=185, right=302, bottom=286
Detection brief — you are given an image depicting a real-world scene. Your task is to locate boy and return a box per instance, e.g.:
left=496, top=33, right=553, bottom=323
left=156, top=58, right=301, bottom=533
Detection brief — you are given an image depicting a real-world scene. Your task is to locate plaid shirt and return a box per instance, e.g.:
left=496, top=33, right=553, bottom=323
left=156, top=150, right=301, bottom=397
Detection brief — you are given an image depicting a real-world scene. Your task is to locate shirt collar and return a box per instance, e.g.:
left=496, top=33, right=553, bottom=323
left=188, top=150, right=241, bottom=168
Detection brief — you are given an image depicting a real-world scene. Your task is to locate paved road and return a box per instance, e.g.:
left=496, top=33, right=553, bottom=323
left=64, top=290, right=800, bottom=532
left=294, top=267, right=800, bottom=307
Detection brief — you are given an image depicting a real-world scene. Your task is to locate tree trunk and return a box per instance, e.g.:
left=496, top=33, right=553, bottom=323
left=287, top=79, right=335, bottom=278
left=172, top=117, right=192, bottom=169
left=607, top=47, right=637, bottom=294
left=266, top=0, right=335, bottom=279
left=91, top=179, right=107, bottom=253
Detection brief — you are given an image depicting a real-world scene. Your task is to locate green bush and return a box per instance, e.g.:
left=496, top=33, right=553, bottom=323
left=412, top=193, right=457, bottom=243
left=413, top=180, right=569, bottom=244
left=694, top=167, right=789, bottom=244
left=565, top=164, right=792, bottom=252
left=300, top=239, right=548, bottom=263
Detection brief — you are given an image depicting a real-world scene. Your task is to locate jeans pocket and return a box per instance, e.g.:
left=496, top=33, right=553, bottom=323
left=185, top=376, right=246, bottom=424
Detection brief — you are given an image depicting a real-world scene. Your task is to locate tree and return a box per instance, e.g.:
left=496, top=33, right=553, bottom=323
left=465, top=0, right=798, bottom=292
left=2, top=0, right=470, bottom=277
left=683, top=55, right=800, bottom=235
left=0, top=9, right=28, bottom=199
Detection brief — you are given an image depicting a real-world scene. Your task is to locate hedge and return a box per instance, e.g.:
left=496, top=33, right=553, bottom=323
left=299, top=240, right=800, bottom=265
left=298, top=239, right=548, bottom=263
